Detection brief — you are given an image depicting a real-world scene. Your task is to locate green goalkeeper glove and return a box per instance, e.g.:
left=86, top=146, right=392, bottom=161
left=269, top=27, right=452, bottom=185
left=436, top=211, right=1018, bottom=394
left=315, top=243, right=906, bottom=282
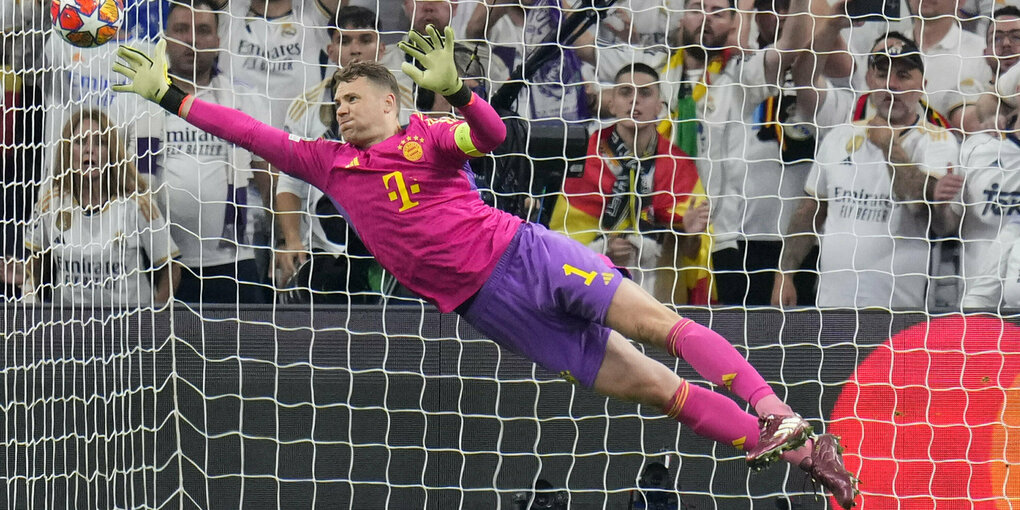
left=111, top=39, right=189, bottom=114
left=398, top=24, right=471, bottom=107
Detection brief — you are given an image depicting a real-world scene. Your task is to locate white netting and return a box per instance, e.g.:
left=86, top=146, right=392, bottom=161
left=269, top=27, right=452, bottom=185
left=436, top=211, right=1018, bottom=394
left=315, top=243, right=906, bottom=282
left=3, top=0, right=1020, bottom=508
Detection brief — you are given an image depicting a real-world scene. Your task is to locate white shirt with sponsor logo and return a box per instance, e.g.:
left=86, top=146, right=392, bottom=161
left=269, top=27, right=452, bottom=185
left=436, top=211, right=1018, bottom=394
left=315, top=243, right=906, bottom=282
left=806, top=119, right=959, bottom=308
left=662, top=51, right=777, bottom=251
left=25, top=190, right=179, bottom=307
left=220, top=0, right=331, bottom=128
left=954, top=133, right=1020, bottom=308
left=150, top=74, right=269, bottom=268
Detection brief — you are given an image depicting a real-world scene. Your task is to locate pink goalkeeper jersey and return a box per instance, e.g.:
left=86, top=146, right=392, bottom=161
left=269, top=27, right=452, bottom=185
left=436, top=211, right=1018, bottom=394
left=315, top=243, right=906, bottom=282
left=186, top=94, right=522, bottom=312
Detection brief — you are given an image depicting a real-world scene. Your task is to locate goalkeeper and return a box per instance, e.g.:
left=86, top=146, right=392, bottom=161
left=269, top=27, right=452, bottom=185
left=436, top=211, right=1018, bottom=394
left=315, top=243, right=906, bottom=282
left=112, top=27, right=856, bottom=506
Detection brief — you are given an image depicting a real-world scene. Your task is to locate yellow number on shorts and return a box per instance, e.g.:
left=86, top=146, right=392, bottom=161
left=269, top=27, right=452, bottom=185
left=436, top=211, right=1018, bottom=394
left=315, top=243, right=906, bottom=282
left=562, top=263, right=597, bottom=286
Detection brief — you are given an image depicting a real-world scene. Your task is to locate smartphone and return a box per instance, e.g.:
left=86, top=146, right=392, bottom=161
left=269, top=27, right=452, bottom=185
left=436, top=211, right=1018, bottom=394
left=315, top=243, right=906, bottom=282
left=845, top=0, right=900, bottom=22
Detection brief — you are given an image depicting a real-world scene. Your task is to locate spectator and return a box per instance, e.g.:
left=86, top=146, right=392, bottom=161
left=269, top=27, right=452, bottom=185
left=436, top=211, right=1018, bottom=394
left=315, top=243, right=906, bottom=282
left=836, top=0, right=992, bottom=130
left=660, top=0, right=812, bottom=305
left=464, top=0, right=524, bottom=72
left=466, top=0, right=590, bottom=121
left=775, top=35, right=960, bottom=309
left=726, top=0, right=822, bottom=306
left=932, top=109, right=1020, bottom=309
left=44, top=0, right=158, bottom=174
left=214, top=0, right=339, bottom=128
left=956, top=6, right=1020, bottom=133
left=152, top=0, right=272, bottom=303
left=275, top=5, right=401, bottom=302
left=4, top=109, right=180, bottom=306
left=909, top=0, right=993, bottom=133
left=2, top=0, right=47, bottom=296
left=550, top=64, right=712, bottom=304
left=213, top=0, right=340, bottom=295
left=589, top=0, right=671, bottom=85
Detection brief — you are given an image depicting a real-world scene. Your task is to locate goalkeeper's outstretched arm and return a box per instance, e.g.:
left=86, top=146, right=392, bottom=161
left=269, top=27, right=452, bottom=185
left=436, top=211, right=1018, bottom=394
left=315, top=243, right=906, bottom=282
left=112, top=39, right=334, bottom=187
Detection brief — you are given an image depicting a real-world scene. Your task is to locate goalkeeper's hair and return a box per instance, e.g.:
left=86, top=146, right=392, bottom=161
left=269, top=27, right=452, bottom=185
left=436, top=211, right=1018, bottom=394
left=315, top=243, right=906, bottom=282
left=334, top=61, right=402, bottom=109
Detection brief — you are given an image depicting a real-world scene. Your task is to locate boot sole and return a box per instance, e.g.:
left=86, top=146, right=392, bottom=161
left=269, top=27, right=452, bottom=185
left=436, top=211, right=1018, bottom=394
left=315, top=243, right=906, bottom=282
left=747, top=424, right=814, bottom=472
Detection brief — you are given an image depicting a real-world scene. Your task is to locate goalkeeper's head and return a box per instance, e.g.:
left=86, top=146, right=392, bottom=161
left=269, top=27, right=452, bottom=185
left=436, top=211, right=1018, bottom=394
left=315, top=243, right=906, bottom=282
left=333, top=61, right=403, bottom=147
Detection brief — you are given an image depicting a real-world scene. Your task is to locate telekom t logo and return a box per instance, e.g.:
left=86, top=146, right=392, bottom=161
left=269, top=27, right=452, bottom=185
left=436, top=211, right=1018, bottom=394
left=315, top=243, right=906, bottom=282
left=383, top=171, right=420, bottom=212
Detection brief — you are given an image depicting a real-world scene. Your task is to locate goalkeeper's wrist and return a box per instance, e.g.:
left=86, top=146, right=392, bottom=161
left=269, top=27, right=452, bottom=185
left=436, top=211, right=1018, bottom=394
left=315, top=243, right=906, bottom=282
left=443, top=81, right=472, bottom=109
left=158, top=84, right=190, bottom=116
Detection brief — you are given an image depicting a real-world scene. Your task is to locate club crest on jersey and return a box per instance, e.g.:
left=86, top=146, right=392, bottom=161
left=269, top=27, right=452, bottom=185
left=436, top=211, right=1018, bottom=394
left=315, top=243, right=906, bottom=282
left=398, top=135, right=425, bottom=162
left=281, top=24, right=298, bottom=37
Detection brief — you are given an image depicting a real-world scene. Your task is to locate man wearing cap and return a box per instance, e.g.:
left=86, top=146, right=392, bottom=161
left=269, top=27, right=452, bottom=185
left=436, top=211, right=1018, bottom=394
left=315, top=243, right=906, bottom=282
left=774, top=33, right=961, bottom=308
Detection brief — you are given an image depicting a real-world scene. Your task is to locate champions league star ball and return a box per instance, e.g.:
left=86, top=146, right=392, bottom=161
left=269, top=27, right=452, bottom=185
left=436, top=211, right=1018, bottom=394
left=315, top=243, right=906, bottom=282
left=51, top=0, right=125, bottom=48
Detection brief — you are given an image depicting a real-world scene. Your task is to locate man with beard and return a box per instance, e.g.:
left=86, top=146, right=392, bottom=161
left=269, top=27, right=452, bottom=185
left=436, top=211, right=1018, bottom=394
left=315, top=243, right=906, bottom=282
left=660, top=0, right=813, bottom=305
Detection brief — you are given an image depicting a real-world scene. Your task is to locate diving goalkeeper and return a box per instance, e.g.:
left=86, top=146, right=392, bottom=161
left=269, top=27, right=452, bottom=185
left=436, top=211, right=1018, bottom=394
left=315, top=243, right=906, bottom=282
left=111, top=27, right=856, bottom=507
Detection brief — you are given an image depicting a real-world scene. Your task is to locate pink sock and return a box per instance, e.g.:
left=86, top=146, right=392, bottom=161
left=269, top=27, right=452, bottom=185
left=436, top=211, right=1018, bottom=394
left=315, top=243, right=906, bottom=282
left=663, top=380, right=761, bottom=451
left=666, top=319, right=775, bottom=407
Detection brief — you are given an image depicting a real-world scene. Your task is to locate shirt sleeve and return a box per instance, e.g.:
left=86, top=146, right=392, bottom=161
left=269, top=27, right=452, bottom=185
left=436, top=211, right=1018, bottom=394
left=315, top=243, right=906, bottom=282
left=953, top=134, right=990, bottom=217
left=185, top=97, right=339, bottom=192
left=427, top=93, right=508, bottom=160
left=814, top=83, right=856, bottom=132
left=276, top=171, right=311, bottom=202
left=236, top=88, right=273, bottom=163
left=926, top=59, right=994, bottom=118
left=737, top=51, right=779, bottom=107
left=134, top=193, right=180, bottom=267
left=804, top=160, right=826, bottom=198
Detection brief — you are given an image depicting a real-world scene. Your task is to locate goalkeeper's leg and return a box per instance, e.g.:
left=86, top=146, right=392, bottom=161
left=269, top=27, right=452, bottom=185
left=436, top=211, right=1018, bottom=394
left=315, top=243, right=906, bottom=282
left=593, top=331, right=858, bottom=509
left=605, top=279, right=808, bottom=465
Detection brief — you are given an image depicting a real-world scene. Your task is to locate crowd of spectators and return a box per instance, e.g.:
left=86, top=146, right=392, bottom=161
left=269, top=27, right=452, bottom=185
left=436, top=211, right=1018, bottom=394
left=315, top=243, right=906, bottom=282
left=2, top=0, right=1019, bottom=310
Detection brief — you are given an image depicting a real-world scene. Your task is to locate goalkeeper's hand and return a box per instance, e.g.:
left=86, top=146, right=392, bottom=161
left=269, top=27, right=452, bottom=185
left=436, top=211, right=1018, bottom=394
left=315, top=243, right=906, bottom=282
left=398, top=24, right=465, bottom=97
left=111, top=38, right=172, bottom=103
left=112, top=39, right=189, bottom=114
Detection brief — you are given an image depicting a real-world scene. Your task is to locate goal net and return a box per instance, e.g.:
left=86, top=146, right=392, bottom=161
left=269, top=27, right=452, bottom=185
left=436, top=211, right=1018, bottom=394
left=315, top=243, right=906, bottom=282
left=3, top=0, right=1019, bottom=508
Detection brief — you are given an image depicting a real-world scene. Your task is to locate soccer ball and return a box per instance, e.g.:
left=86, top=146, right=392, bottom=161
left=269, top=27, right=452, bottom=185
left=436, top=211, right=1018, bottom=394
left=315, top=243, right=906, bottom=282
left=50, top=0, right=125, bottom=48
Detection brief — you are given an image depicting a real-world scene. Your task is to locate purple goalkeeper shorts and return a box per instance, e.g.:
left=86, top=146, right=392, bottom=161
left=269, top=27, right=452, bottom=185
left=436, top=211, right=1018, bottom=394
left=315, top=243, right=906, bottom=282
left=460, top=223, right=624, bottom=388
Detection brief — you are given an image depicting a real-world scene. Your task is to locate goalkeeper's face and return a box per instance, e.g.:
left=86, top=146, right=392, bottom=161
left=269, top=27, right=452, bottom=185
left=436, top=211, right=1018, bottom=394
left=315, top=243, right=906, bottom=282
left=334, top=77, right=400, bottom=146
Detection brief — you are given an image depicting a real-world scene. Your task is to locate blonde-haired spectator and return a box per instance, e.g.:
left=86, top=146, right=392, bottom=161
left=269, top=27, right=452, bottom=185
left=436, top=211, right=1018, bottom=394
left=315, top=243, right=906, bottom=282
left=2, top=109, right=180, bottom=306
